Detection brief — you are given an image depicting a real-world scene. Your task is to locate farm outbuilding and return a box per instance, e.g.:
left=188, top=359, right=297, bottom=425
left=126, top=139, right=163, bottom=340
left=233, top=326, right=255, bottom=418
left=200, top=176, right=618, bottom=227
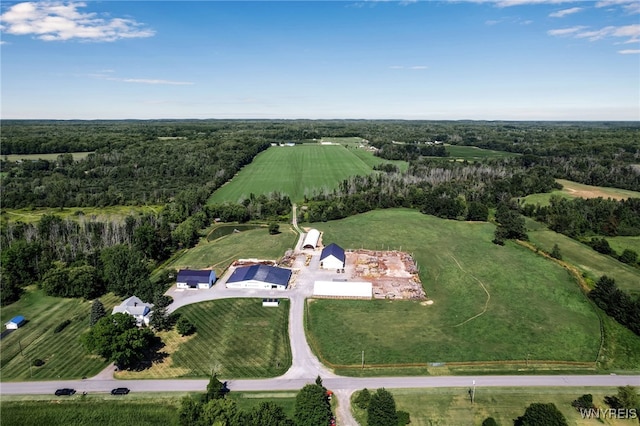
left=302, top=229, right=320, bottom=249
left=313, top=281, right=372, bottom=299
left=226, top=265, right=292, bottom=290
left=320, top=243, right=345, bottom=269
left=176, top=269, right=216, bottom=289
left=5, top=315, right=26, bottom=330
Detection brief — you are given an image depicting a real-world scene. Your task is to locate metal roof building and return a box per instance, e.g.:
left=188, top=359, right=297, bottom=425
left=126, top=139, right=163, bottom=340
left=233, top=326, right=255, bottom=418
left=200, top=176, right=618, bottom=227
left=176, top=269, right=216, bottom=289
left=302, top=229, right=320, bottom=249
left=313, top=281, right=372, bottom=299
left=226, top=265, right=292, bottom=290
left=320, top=243, right=345, bottom=269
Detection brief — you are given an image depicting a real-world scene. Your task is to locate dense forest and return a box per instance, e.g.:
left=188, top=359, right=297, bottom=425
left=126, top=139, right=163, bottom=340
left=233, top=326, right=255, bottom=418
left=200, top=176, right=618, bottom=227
left=1, top=120, right=639, bottom=319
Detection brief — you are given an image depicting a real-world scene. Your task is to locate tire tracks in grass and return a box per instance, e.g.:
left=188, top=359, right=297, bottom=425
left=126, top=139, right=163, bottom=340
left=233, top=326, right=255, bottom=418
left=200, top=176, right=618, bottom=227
left=449, top=254, right=491, bottom=328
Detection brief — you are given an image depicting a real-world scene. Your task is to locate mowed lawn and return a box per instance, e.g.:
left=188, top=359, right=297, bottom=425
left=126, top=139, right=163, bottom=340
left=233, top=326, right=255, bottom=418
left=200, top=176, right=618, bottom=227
left=168, top=225, right=298, bottom=276
left=306, top=209, right=601, bottom=366
left=0, top=288, right=122, bottom=381
left=522, top=178, right=640, bottom=206
left=526, top=220, right=640, bottom=296
left=166, top=299, right=290, bottom=378
left=352, top=387, right=636, bottom=426
left=1, top=205, right=163, bottom=225
left=208, top=145, right=377, bottom=204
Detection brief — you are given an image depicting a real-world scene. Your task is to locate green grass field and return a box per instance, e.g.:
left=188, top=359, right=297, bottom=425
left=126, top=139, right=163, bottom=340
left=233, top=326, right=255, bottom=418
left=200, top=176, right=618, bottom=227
left=445, top=145, right=519, bottom=160
left=522, top=179, right=640, bottom=207
left=167, top=224, right=298, bottom=276
left=3, top=152, right=93, bottom=162
left=0, top=288, right=122, bottom=381
left=606, top=236, right=640, bottom=257
left=116, top=299, right=291, bottom=379
left=1, top=205, right=163, bottom=225
left=525, top=219, right=640, bottom=296
left=306, top=209, right=602, bottom=368
left=352, top=387, right=638, bottom=426
left=208, top=145, right=405, bottom=204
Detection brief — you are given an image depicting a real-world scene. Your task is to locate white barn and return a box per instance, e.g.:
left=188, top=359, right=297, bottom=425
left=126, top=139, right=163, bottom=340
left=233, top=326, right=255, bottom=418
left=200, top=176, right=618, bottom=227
left=226, top=265, right=292, bottom=290
left=302, top=229, right=320, bottom=249
left=176, top=269, right=216, bottom=289
left=313, top=281, right=372, bottom=299
left=320, top=243, right=345, bottom=269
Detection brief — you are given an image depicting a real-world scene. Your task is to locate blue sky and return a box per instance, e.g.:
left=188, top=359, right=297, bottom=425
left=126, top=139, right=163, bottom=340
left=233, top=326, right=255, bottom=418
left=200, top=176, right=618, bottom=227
left=1, top=1, right=639, bottom=120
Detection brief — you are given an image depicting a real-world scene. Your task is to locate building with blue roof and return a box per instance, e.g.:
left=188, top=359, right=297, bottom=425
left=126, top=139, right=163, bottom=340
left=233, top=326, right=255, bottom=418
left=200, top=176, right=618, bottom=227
left=176, top=269, right=216, bottom=289
left=5, top=315, right=26, bottom=330
left=320, top=243, right=346, bottom=269
left=226, top=264, right=292, bottom=290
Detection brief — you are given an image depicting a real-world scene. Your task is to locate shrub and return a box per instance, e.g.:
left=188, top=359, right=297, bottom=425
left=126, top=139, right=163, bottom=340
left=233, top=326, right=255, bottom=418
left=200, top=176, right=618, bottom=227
left=54, top=319, right=71, bottom=333
left=32, top=359, right=45, bottom=367
left=571, top=394, right=593, bottom=410
left=176, top=316, right=196, bottom=336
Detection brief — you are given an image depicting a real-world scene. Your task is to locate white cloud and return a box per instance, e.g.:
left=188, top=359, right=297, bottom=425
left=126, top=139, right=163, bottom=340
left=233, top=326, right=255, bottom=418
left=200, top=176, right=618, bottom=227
left=493, top=0, right=580, bottom=7
left=409, top=65, right=428, bottom=69
left=549, top=24, right=640, bottom=43
left=389, top=65, right=404, bottom=69
left=89, top=73, right=193, bottom=85
left=596, top=0, right=640, bottom=14
left=547, top=26, right=586, bottom=36
left=618, top=49, right=640, bottom=54
left=549, top=7, right=583, bottom=17
left=389, top=65, right=428, bottom=70
left=0, top=1, right=155, bottom=42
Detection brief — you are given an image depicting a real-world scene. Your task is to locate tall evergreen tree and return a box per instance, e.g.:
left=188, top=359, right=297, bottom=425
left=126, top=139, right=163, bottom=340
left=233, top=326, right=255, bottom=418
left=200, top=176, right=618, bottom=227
left=90, top=299, right=106, bottom=326
left=294, top=384, right=331, bottom=426
left=367, top=388, right=398, bottom=426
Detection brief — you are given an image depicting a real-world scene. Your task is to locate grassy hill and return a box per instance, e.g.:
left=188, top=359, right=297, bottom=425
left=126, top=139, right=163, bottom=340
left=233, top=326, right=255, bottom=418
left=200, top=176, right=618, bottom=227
left=305, top=209, right=602, bottom=368
left=522, top=179, right=640, bottom=207
left=208, top=144, right=405, bottom=204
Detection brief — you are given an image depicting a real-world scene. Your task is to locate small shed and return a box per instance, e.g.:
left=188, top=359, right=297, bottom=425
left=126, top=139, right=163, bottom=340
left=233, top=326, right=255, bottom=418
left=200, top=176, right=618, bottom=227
left=262, top=298, right=280, bottom=307
left=5, top=315, right=26, bottom=330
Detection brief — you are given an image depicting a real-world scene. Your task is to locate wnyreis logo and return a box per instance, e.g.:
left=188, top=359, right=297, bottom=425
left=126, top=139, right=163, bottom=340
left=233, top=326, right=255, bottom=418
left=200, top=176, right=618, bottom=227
left=579, top=408, right=638, bottom=419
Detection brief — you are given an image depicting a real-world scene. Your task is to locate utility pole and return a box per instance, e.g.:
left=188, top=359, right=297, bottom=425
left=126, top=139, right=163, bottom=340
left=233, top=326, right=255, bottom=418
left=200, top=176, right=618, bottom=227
left=472, top=380, right=476, bottom=404
left=361, top=350, right=364, bottom=369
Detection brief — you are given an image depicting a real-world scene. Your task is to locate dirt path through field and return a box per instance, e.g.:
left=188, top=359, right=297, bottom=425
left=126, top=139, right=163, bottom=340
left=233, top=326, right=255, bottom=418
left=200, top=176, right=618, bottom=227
left=449, top=254, right=491, bottom=327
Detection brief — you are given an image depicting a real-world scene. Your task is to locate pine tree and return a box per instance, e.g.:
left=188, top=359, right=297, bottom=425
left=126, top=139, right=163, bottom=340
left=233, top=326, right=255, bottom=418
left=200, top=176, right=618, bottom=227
left=90, top=299, right=106, bottom=326
left=367, top=388, right=398, bottom=426
left=550, top=244, right=562, bottom=260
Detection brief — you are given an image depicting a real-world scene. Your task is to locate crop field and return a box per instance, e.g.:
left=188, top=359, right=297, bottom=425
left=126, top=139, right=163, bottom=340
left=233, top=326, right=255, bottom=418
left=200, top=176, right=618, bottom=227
left=444, top=144, right=519, bottom=160
left=305, top=209, right=602, bottom=368
left=352, top=387, right=636, bottom=426
left=0, top=288, right=122, bottom=381
left=117, top=299, right=291, bottom=379
left=522, top=179, right=640, bottom=206
left=606, top=236, right=640, bottom=256
left=526, top=220, right=640, bottom=296
left=2, top=151, right=94, bottom=162
left=1, top=205, right=162, bottom=225
left=208, top=145, right=392, bottom=203
left=168, top=224, right=298, bottom=276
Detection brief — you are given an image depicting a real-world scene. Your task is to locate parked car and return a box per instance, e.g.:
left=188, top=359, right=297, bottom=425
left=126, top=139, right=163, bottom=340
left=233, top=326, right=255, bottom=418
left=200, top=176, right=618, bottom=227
left=54, top=388, right=76, bottom=396
left=110, top=387, right=130, bottom=395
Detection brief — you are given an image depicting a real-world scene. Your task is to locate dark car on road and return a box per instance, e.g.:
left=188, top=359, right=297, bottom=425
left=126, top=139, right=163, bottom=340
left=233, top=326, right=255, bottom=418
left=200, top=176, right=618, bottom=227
left=54, top=388, right=76, bottom=396
left=111, top=387, right=130, bottom=395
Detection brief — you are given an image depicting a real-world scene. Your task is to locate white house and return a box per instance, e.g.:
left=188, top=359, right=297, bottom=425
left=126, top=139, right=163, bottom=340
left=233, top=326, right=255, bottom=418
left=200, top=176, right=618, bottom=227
left=112, top=296, right=153, bottom=326
left=5, top=315, right=26, bottom=330
left=176, top=269, right=216, bottom=289
left=320, top=243, right=345, bottom=269
left=226, top=264, right=292, bottom=290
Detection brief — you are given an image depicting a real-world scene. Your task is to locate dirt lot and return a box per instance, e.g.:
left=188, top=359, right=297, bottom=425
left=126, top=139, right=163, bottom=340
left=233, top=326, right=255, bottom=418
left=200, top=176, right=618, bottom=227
left=346, top=249, right=426, bottom=300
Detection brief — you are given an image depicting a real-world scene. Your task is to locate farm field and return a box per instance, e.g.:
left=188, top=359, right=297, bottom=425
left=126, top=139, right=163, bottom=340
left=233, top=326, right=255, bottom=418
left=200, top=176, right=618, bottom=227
left=3, top=151, right=93, bottom=162
left=1, top=205, right=162, bottom=225
left=525, top=219, right=640, bottom=296
left=305, top=209, right=602, bottom=368
left=208, top=145, right=394, bottom=204
left=117, top=299, right=291, bottom=379
left=522, top=179, right=640, bottom=206
left=445, top=144, right=519, bottom=160
left=351, top=387, right=638, bottom=426
left=0, top=288, right=122, bottom=381
left=606, top=236, right=640, bottom=257
left=167, top=224, right=298, bottom=276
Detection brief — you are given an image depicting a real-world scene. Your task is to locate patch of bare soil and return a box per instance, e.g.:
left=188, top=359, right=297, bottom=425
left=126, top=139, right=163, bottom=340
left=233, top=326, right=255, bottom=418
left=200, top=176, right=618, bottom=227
left=347, top=250, right=426, bottom=300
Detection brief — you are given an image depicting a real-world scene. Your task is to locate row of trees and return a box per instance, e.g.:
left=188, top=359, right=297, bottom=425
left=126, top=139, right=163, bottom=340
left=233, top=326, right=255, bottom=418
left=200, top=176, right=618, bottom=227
left=353, top=388, right=410, bottom=426
left=589, top=276, right=640, bottom=336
